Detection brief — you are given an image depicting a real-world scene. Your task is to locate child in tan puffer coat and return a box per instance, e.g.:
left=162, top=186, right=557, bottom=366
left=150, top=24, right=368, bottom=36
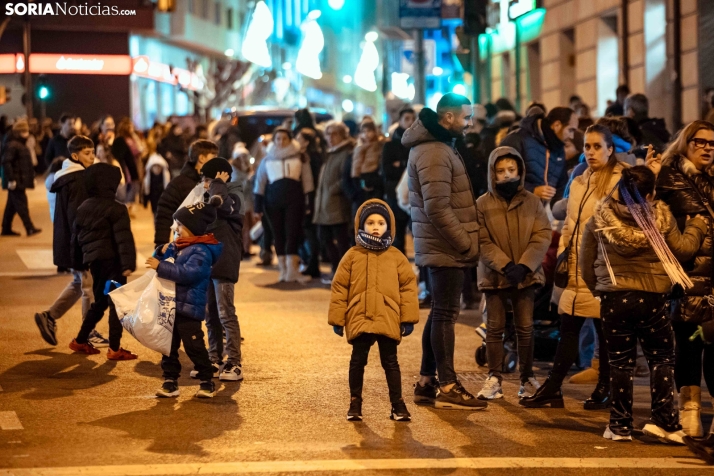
left=328, top=199, right=419, bottom=422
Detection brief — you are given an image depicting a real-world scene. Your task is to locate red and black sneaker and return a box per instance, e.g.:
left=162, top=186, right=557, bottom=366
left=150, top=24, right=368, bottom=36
left=69, top=339, right=100, bottom=355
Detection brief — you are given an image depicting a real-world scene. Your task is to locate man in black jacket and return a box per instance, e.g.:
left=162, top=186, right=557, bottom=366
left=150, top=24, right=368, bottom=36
left=381, top=107, right=415, bottom=254
left=44, top=113, right=76, bottom=167
left=1, top=120, right=41, bottom=236
left=153, top=140, right=218, bottom=247
left=69, top=163, right=137, bottom=359
left=624, top=93, right=671, bottom=154
left=35, top=136, right=107, bottom=347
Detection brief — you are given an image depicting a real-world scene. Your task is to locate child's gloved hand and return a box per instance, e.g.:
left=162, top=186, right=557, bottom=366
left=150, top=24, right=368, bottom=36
left=401, top=323, right=414, bottom=337
left=503, top=262, right=530, bottom=287
left=333, top=325, right=344, bottom=337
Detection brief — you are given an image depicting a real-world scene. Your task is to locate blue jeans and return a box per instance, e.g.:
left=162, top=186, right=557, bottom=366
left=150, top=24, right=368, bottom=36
left=420, top=267, right=464, bottom=385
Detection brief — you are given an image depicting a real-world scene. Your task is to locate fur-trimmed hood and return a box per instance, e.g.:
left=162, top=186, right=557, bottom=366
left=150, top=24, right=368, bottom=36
left=593, top=198, right=673, bottom=254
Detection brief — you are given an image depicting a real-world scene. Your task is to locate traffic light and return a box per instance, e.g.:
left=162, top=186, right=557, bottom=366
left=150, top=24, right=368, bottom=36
left=37, top=74, right=49, bottom=100
left=463, top=0, right=488, bottom=36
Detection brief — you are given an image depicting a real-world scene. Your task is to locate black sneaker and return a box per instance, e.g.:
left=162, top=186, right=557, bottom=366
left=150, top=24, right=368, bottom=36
left=390, top=399, right=411, bottom=421
left=190, top=362, right=221, bottom=379
left=196, top=380, right=216, bottom=398
left=434, top=381, right=488, bottom=410
left=1, top=229, right=20, bottom=236
left=347, top=397, right=362, bottom=421
left=34, top=311, right=57, bottom=346
left=156, top=380, right=179, bottom=398
left=413, top=377, right=439, bottom=405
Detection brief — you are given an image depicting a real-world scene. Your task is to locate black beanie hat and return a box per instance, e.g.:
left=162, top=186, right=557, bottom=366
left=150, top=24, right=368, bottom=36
left=359, top=202, right=391, bottom=231
left=173, top=202, right=217, bottom=236
left=201, top=157, right=233, bottom=179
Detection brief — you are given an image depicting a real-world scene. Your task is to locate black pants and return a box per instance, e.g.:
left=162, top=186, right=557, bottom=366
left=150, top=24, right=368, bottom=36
left=349, top=333, right=402, bottom=403
left=420, top=267, right=464, bottom=385
left=550, top=314, right=610, bottom=387
left=601, top=291, right=680, bottom=435
left=266, top=201, right=304, bottom=256
left=161, top=312, right=214, bottom=382
left=392, top=211, right=409, bottom=255
left=301, top=221, right=321, bottom=277
left=673, top=320, right=714, bottom=397
left=77, top=259, right=126, bottom=351
left=260, top=213, right=274, bottom=259
left=462, top=267, right=478, bottom=305
left=2, top=189, right=34, bottom=233
left=318, top=223, right=350, bottom=274
left=485, top=286, right=536, bottom=383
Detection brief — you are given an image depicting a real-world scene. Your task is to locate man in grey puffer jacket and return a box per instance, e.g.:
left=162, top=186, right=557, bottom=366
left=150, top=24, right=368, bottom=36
left=403, top=93, right=484, bottom=410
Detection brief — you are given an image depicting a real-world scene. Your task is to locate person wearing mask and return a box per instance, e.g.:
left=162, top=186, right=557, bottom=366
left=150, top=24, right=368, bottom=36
left=656, top=120, right=714, bottom=439
left=381, top=107, right=416, bottom=254
left=605, top=85, right=631, bottom=117
left=580, top=165, right=705, bottom=444
left=624, top=93, right=671, bottom=154
left=44, top=113, right=77, bottom=167
left=313, top=121, right=354, bottom=284
left=254, top=127, right=314, bottom=283
left=521, top=124, right=626, bottom=410
left=1, top=120, right=41, bottom=237
left=500, top=107, right=579, bottom=202
left=403, top=93, right=484, bottom=410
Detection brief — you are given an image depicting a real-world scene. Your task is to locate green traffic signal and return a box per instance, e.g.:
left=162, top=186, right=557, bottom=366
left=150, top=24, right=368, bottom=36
left=38, top=86, right=49, bottom=99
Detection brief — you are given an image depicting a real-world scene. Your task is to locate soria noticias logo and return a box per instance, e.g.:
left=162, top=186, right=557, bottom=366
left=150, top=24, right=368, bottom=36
left=5, top=2, right=137, bottom=16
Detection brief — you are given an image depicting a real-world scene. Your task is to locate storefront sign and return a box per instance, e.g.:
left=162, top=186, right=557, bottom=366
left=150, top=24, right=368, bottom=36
left=29, top=54, right=133, bottom=75
left=399, top=0, right=442, bottom=30
left=131, top=56, right=202, bottom=91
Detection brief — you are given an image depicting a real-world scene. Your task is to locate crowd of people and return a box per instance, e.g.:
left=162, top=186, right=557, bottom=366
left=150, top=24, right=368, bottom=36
left=3, top=83, right=714, bottom=463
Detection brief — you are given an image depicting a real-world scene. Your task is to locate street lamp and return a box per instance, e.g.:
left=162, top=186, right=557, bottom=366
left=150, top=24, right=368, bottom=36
left=328, top=0, right=344, bottom=10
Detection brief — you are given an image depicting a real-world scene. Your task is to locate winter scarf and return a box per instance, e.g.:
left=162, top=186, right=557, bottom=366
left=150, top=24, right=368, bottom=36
left=356, top=230, right=393, bottom=251
left=174, top=233, right=220, bottom=250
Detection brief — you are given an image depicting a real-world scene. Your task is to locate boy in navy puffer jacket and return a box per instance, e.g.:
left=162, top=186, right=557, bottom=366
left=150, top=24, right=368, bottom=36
left=146, top=202, right=223, bottom=399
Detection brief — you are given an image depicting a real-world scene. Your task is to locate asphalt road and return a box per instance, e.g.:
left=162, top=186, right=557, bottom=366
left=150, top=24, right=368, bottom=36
left=0, top=186, right=712, bottom=475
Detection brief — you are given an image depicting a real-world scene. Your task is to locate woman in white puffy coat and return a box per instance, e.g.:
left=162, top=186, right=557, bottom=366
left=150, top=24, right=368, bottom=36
left=254, top=127, right=314, bottom=283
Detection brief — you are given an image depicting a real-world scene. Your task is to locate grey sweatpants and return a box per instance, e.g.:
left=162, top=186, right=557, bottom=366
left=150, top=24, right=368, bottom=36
left=49, top=269, right=94, bottom=320
left=206, top=279, right=242, bottom=366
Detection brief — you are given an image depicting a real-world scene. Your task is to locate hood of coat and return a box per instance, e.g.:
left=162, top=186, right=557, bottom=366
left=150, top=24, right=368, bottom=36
left=401, top=108, right=459, bottom=148
left=593, top=198, right=672, bottom=254
left=326, top=138, right=355, bottom=155
left=84, top=163, right=121, bottom=199
left=487, top=146, right=526, bottom=197
left=50, top=159, right=85, bottom=193
left=265, top=139, right=302, bottom=161
left=353, top=198, right=396, bottom=240
left=668, top=154, right=714, bottom=178
left=145, top=153, right=169, bottom=172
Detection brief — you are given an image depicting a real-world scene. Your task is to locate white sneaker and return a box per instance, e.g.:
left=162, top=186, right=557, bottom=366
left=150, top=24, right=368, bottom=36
left=477, top=376, right=503, bottom=400
left=219, top=363, right=243, bottom=381
left=518, top=377, right=541, bottom=398
left=603, top=426, right=632, bottom=441
left=190, top=362, right=221, bottom=379
left=642, top=423, right=686, bottom=445
left=88, top=330, right=109, bottom=348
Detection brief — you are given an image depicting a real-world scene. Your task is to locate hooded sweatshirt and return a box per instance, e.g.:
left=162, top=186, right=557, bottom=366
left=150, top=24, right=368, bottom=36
left=401, top=108, right=479, bottom=268
left=475, top=147, right=552, bottom=290
left=73, top=163, right=136, bottom=271
left=50, top=159, right=87, bottom=269
left=143, top=153, right=171, bottom=196
left=328, top=199, right=419, bottom=343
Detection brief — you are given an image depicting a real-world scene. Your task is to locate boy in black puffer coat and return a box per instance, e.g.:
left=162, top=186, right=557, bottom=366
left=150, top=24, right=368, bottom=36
left=69, top=163, right=137, bottom=360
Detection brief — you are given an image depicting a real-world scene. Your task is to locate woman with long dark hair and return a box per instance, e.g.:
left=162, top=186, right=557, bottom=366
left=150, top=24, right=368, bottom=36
left=581, top=166, right=705, bottom=443
left=521, top=124, right=624, bottom=409
left=656, top=120, right=714, bottom=440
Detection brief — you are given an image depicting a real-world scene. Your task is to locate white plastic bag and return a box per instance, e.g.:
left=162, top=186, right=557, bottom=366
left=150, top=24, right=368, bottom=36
left=110, top=270, right=176, bottom=356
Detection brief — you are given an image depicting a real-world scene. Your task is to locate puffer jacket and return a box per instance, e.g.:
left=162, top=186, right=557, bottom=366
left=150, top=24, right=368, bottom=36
left=1, top=133, right=35, bottom=190
left=155, top=238, right=223, bottom=321
left=207, top=179, right=243, bottom=283
left=50, top=159, right=87, bottom=269
left=380, top=127, right=410, bottom=221
left=313, top=141, right=353, bottom=225
left=657, top=155, right=714, bottom=323
left=499, top=111, right=568, bottom=196
left=328, top=199, right=419, bottom=343
left=581, top=199, right=706, bottom=295
left=402, top=108, right=479, bottom=268
left=558, top=162, right=625, bottom=318
left=73, top=163, right=136, bottom=272
left=154, top=162, right=201, bottom=246
left=476, top=147, right=552, bottom=291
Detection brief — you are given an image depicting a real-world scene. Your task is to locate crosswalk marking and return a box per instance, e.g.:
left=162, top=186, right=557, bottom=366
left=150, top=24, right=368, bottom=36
left=16, top=248, right=55, bottom=270
left=0, top=457, right=710, bottom=475
left=0, top=411, right=23, bottom=430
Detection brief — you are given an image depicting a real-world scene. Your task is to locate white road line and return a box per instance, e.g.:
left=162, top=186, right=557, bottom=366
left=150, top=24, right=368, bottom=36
left=0, top=271, right=58, bottom=277
left=16, top=249, right=55, bottom=270
left=0, top=411, right=23, bottom=430
left=0, top=457, right=710, bottom=475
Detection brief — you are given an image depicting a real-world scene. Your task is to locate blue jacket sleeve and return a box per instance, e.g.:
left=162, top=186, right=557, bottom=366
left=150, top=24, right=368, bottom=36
left=156, top=246, right=211, bottom=285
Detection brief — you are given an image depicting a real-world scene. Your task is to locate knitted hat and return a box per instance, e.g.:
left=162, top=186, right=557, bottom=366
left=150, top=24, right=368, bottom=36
left=173, top=202, right=217, bottom=236
left=12, top=120, right=29, bottom=133
left=359, top=202, right=391, bottom=231
left=200, top=157, right=232, bottom=179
